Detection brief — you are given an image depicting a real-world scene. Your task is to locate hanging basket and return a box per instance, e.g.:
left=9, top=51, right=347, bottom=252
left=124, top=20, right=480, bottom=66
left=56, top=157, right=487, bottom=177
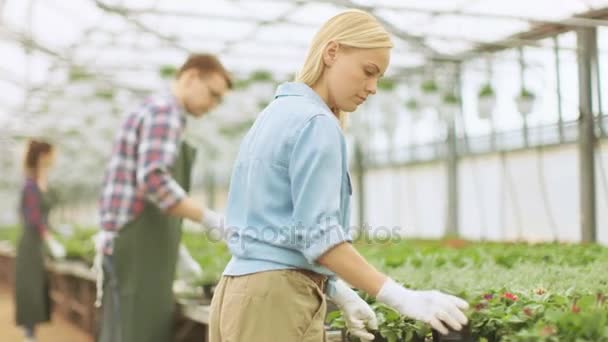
left=440, top=93, right=460, bottom=121
left=477, top=95, right=496, bottom=120
left=405, top=99, right=423, bottom=122
left=515, top=96, right=535, bottom=116
left=420, top=80, right=441, bottom=109
left=477, top=84, right=496, bottom=120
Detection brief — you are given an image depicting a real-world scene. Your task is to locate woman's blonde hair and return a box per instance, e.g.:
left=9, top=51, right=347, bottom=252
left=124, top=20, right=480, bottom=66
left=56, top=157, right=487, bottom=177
left=295, top=9, right=393, bottom=126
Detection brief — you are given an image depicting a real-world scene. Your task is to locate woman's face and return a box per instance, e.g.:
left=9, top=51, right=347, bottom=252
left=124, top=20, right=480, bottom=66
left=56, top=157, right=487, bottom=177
left=323, top=43, right=391, bottom=112
left=38, top=149, right=56, bottom=169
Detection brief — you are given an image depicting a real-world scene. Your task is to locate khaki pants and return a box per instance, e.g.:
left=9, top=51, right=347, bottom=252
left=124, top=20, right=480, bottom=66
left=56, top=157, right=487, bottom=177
left=209, top=270, right=327, bottom=342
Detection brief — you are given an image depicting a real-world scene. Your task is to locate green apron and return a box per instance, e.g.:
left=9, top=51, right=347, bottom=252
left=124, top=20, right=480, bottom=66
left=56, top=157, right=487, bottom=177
left=14, top=189, right=53, bottom=327
left=98, top=142, right=197, bottom=342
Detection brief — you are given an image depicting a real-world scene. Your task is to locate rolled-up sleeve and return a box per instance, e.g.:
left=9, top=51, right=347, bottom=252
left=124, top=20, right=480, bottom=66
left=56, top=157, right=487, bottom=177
left=289, top=114, right=352, bottom=263
left=136, top=105, right=186, bottom=211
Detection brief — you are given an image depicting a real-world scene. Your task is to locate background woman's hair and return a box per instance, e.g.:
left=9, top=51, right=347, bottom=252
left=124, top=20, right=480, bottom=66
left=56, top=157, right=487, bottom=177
left=24, top=139, right=53, bottom=179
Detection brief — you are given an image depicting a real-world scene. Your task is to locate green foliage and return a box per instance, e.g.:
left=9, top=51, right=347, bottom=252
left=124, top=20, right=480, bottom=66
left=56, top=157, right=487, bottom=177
left=443, top=93, right=460, bottom=104
left=69, top=67, right=93, bottom=81
left=0, top=225, right=20, bottom=246
left=334, top=240, right=608, bottom=341
left=95, top=88, right=114, bottom=100
left=378, top=78, right=396, bottom=91
left=518, top=88, right=535, bottom=99
left=159, top=65, right=178, bottom=79
left=249, top=70, right=273, bottom=82
left=421, top=80, right=439, bottom=93
left=405, top=99, right=419, bottom=112
left=181, top=231, right=231, bottom=286
left=479, top=84, right=495, bottom=98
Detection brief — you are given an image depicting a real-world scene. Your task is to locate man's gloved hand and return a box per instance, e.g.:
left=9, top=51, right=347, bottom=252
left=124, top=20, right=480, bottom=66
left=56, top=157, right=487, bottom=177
left=177, top=243, right=203, bottom=281
left=45, top=235, right=66, bottom=259
left=329, top=279, right=378, bottom=341
left=376, top=278, right=469, bottom=335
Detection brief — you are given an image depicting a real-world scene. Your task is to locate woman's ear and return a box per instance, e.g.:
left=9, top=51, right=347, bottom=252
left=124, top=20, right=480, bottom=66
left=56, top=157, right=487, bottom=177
left=323, top=41, right=339, bottom=67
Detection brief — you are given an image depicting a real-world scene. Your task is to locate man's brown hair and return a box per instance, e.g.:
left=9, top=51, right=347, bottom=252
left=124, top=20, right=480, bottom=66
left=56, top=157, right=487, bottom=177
left=177, top=54, right=232, bottom=89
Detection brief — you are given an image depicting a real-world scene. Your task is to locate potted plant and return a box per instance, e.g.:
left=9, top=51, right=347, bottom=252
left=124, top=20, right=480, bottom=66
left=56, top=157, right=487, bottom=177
left=420, top=79, right=441, bottom=108
left=378, top=78, right=396, bottom=92
left=441, top=92, right=460, bottom=121
left=158, top=65, right=177, bottom=79
left=515, top=88, right=535, bottom=116
left=248, top=70, right=275, bottom=101
left=477, top=84, right=496, bottom=120
left=405, top=98, right=423, bottom=121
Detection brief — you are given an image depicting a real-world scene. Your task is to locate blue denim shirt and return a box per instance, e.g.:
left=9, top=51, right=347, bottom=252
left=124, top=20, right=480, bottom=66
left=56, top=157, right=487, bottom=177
left=222, top=82, right=353, bottom=295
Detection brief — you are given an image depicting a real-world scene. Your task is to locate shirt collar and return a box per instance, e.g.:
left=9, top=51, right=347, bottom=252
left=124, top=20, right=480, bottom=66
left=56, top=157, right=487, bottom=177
left=274, top=82, right=336, bottom=119
left=165, top=83, right=188, bottom=127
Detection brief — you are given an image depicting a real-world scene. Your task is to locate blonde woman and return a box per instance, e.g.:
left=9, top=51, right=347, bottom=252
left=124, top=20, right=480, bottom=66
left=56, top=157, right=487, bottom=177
left=209, top=10, right=469, bottom=341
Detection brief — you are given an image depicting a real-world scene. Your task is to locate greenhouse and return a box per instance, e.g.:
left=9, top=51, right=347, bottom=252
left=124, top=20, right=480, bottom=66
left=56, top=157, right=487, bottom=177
left=1, top=0, right=607, bottom=341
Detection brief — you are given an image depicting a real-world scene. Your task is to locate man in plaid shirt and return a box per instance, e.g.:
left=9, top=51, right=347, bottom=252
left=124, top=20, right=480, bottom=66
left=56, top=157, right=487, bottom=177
left=99, top=54, right=231, bottom=249
left=97, top=54, right=232, bottom=342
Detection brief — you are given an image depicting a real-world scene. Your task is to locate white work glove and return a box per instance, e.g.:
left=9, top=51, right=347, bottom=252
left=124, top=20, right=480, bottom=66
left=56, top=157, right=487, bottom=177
left=45, top=235, right=66, bottom=259
left=201, top=207, right=226, bottom=240
left=329, top=279, right=378, bottom=341
left=177, top=243, right=203, bottom=281
left=376, top=278, right=469, bottom=335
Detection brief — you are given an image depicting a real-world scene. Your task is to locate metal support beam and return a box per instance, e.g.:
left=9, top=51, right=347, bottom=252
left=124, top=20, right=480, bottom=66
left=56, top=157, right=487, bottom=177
left=445, top=64, right=461, bottom=236
left=519, top=47, right=530, bottom=148
left=554, top=36, right=565, bottom=143
left=576, top=27, right=597, bottom=243
left=594, top=37, right=604, bottom=137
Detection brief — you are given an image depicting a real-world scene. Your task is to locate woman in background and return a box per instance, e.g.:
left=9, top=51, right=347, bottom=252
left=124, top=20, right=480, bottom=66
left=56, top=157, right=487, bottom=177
left=14, top=139, right=65, bottom=342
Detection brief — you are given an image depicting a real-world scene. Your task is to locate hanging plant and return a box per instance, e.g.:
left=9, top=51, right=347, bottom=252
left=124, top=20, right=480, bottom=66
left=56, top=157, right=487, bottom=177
left=421, top=80, right=439, bottom=94
left=249, top=70, right=276, bottom=101
left=478, top=84, right=495, bottom=98
left=478, top=83, right=496, bottom=120
left=69, top=67, right=93, bottom=82
left=442, top=93, right=460, bottom=105
left=419, top=79, right=441, bottom=108
left=515, top=88, right=536, bottom=116
left=233, top=79, right=250, bottom=90
left=405, top=99, right=419, bottom=112
left=95, top=89, right=114, bottom=100
left=249, top=70, right=273, bottom=83
left=440, top=92, right=460, bottom=121
left=159, top=65, right=178, bottom=79
left=378, top=78, right=396, bottom=91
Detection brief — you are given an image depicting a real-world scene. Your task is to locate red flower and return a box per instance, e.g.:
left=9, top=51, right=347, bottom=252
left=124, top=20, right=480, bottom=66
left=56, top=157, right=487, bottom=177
left=523, top=307, right=533, bottom=317
left=541, top=325, right=556, bottom=337
left=483, top=293, right=494, bottom=300
left=571, top=304, right=581, bottom=313
left=503, top=292, right=518, bottom=301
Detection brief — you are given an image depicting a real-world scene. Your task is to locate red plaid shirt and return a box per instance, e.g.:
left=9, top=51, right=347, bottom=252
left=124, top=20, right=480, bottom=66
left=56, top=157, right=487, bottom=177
left=99, top=91, right=187, bottom=232
left=21, top=177, right=49, bottom=238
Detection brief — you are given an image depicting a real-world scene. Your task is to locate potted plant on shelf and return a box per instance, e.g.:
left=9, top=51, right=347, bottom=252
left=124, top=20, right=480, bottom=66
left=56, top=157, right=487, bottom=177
left=477, top=84, right=496, bottom=120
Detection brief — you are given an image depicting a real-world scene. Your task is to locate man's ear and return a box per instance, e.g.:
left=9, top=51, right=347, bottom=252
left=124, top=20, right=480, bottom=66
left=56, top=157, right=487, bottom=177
left=323, top=41, right=340, bottom=67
